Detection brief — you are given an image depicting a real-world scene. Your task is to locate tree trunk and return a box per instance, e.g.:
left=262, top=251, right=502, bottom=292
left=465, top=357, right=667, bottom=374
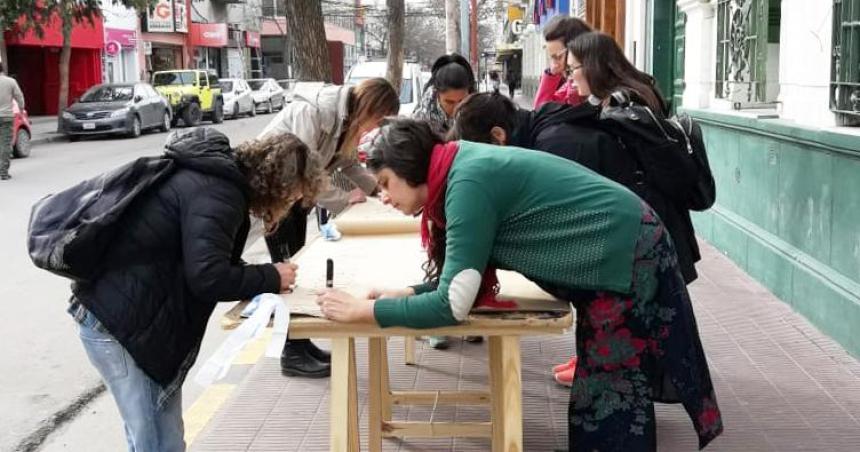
left=385, top=0, right=405, bottom=95
left=0, top=18, right=8, bottom=75
left=469, top=0, right=478, bottom=71
left=285, top=0, right=331, bottom=82
left=56, top=10, right=73, bottom=132
left=445, top=0, right=459, bottom=54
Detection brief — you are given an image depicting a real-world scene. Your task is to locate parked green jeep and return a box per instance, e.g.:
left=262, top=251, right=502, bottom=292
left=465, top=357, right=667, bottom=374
left=152, top=70, right=224, bottom=127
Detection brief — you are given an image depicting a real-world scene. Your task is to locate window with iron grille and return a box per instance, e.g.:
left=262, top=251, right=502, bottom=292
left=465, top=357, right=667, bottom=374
left=831, top=0, right=860, bottom=125
left=715, top=0, right=781, bottom=108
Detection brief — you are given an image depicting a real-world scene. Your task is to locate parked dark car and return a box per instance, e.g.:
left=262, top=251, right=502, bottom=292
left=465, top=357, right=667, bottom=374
left=61, top=83, right=172, bottom=141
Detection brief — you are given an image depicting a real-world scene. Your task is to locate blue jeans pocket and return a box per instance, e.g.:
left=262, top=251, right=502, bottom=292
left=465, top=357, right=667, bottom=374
left=79, top=319, right=128, bottom=382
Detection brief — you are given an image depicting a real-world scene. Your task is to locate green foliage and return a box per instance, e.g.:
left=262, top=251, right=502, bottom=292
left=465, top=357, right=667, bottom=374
left=0, top=0, right=155, bottom=37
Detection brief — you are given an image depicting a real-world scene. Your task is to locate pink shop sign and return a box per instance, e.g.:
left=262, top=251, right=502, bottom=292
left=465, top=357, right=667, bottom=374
left=105, top=28, right=137, bottom=48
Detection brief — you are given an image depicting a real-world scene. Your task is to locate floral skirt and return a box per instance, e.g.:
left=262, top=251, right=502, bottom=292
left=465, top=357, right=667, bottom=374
left=542, top=205, right=723, bottom=451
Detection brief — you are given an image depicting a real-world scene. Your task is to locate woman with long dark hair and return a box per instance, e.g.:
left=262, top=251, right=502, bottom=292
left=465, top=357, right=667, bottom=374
left=413, top=53, right=477, bottom=135
left=317, top=118, right=723, bottom=451
left=567, top=31, right=668, bottom=114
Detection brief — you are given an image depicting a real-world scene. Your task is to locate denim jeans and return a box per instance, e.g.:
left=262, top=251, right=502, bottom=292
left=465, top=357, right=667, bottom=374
left=76, top=308, right=186, bottom=452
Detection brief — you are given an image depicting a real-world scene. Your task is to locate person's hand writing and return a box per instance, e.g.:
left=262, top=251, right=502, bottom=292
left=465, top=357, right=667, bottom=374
left=274, top=262, right=298, bottom=292
left=317, top=289, right=375, bottom=322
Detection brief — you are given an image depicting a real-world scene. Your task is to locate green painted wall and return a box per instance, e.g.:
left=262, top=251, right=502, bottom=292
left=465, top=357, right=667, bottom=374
left=687, top=109, right=860, bottom=357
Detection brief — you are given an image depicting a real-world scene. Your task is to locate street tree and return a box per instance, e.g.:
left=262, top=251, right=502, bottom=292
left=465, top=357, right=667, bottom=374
left=385, top=0, right=405, bottom=94
left=286, top=0, right=331, bottom=82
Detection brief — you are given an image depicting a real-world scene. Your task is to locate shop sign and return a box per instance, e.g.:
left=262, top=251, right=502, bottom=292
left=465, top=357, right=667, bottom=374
left=174, top=1, right=188, bottom=33
left=146, top=0, right=174, bottom=33
left=511, top=19, right=524, bottom=35
left=189, top=23, right=228, bottom=47
left=245, top=31, right=261, bottom=48
left=105, top=28, right=137, bottom=47
left=105, top=41, right=121, bottom=56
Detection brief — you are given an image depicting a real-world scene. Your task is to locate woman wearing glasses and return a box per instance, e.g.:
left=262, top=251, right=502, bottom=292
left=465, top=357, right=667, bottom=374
left=533, top=16, right=592, bottom=109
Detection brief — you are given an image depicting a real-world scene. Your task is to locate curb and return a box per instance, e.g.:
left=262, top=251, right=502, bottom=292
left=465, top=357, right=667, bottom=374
left=30, top=133, right=68, bottom=146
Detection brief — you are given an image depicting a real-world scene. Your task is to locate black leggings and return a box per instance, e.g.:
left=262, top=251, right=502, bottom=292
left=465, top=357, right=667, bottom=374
left=266, top=203, right=312, bottom=348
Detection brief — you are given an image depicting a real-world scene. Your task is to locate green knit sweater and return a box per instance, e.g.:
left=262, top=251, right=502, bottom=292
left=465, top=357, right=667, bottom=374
left=373, top=141, right=643, bottom=329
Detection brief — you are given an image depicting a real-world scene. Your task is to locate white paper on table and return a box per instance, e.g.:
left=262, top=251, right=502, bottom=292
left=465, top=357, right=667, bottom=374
left=194, top=294, right=290, bottom=386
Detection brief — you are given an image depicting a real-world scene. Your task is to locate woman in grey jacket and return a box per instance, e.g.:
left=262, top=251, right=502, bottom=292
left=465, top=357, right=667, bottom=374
left=258, top=77, right=400, bottom=377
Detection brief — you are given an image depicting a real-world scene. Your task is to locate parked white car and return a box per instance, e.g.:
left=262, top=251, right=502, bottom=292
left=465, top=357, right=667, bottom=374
left=248, top=78, right=286, bottom=114
left=345, top=61, right=424, bottom=116
left=276, top=79, right=297, bottom=103
left=220, top=79, right=255, bottom=119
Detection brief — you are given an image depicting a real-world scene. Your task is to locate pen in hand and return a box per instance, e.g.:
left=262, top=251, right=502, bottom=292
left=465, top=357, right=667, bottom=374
left=326, top=258, right=334, bottom=289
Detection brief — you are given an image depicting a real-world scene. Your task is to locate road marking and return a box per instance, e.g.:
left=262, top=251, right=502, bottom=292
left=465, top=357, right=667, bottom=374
left=183, top=384, right=235, bottom=445
left=233, top=328, right=273, bottom=365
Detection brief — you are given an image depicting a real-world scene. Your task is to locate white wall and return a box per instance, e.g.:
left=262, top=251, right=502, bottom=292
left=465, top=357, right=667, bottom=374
left=100, top=0, right=139, bottom=30
left=624, top=0, right=650, bottom=71
left=776, top=0, right=834, bottom=128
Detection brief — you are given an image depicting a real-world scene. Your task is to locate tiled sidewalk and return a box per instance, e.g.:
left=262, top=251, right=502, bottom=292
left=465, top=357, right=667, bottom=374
left=191, top=240, right=860, bottom=451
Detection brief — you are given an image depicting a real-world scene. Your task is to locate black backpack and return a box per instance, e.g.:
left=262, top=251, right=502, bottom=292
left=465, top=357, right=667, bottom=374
left=27, top=156, right=176, bottom=281
left=599, top=91, right=716, bottom=211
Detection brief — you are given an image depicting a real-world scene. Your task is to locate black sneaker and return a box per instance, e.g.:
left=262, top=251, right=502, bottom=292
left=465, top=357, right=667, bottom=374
left=280, top=339, right=330, bottom=378
left=0, top=174, right=10, bottom=181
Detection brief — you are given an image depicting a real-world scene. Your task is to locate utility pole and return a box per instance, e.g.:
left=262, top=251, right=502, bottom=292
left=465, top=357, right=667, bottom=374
left=445, top=0, right=460, bottom=54
left=459, top=0, right=469, bottom=58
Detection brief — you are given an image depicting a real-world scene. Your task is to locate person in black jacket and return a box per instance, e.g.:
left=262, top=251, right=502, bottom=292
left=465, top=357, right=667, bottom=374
left=68, top=128, right=325, bottom=451
left=450, top=92, right=702, bottom=387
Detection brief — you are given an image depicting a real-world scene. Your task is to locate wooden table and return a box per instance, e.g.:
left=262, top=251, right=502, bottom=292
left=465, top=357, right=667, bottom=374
left=286, top=311, right=572, bottom=452
left=224, top=231, right=572, bottom=451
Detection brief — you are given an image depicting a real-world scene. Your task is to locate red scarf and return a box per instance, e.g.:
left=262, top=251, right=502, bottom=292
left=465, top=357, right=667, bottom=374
left=421, top=142, right=516, bottom=309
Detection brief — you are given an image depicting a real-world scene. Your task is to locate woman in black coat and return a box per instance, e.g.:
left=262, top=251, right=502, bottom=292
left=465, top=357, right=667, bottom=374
left=68, top=128, right=325, bottom=451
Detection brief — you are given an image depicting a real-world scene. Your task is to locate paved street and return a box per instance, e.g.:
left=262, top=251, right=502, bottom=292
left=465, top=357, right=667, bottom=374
left=0, top=113, right=281, bottom=452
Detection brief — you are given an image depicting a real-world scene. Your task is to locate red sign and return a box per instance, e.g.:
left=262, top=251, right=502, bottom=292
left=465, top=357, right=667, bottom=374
left=245, top=31, right=261, bottom=48
left=105, top=41, right=121, bottom=56
left=189, top=23, right=228, bottom=48
left=105, top=28, right=137, bottom=47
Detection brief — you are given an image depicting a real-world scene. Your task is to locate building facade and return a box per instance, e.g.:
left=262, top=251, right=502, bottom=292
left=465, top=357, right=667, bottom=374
left=625, top=0, right=860, bottom=357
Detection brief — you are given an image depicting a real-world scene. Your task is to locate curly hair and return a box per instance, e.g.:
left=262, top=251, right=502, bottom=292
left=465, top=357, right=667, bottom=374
left=234, top=133, right=327, bottom=231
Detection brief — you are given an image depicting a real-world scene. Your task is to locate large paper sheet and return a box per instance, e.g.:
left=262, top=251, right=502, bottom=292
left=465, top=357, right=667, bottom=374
left=334, top=198, right=420, bottom=235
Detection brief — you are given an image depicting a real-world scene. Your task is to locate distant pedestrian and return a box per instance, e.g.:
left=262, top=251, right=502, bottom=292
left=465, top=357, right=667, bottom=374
left=489, top=71, right=501, bottom=94
left=70, top=128, right=325, bottom=451
left=0, top=62, right=26, bottom=181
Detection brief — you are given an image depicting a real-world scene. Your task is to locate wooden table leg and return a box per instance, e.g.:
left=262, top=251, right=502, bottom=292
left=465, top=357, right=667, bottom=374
left=404, top=335, right=416, bottom=365
left=330, top=337, right=352, bottom=452
left=489, top=336, right=504, bottom=451
left=368, top=338, right=385, bottom=452
left=489, top=336, right=523, bottom=452
left=380, top=339, right=392, bottom=422
left=348, top=338, right=360, bottom=452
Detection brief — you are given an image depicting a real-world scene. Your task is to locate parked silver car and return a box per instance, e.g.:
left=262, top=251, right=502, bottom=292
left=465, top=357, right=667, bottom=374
left=248, top=78, right=286, bottom=114
left=61, top=83, right=171, bottom=141
left=220, top=79, right=256, bottom=119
